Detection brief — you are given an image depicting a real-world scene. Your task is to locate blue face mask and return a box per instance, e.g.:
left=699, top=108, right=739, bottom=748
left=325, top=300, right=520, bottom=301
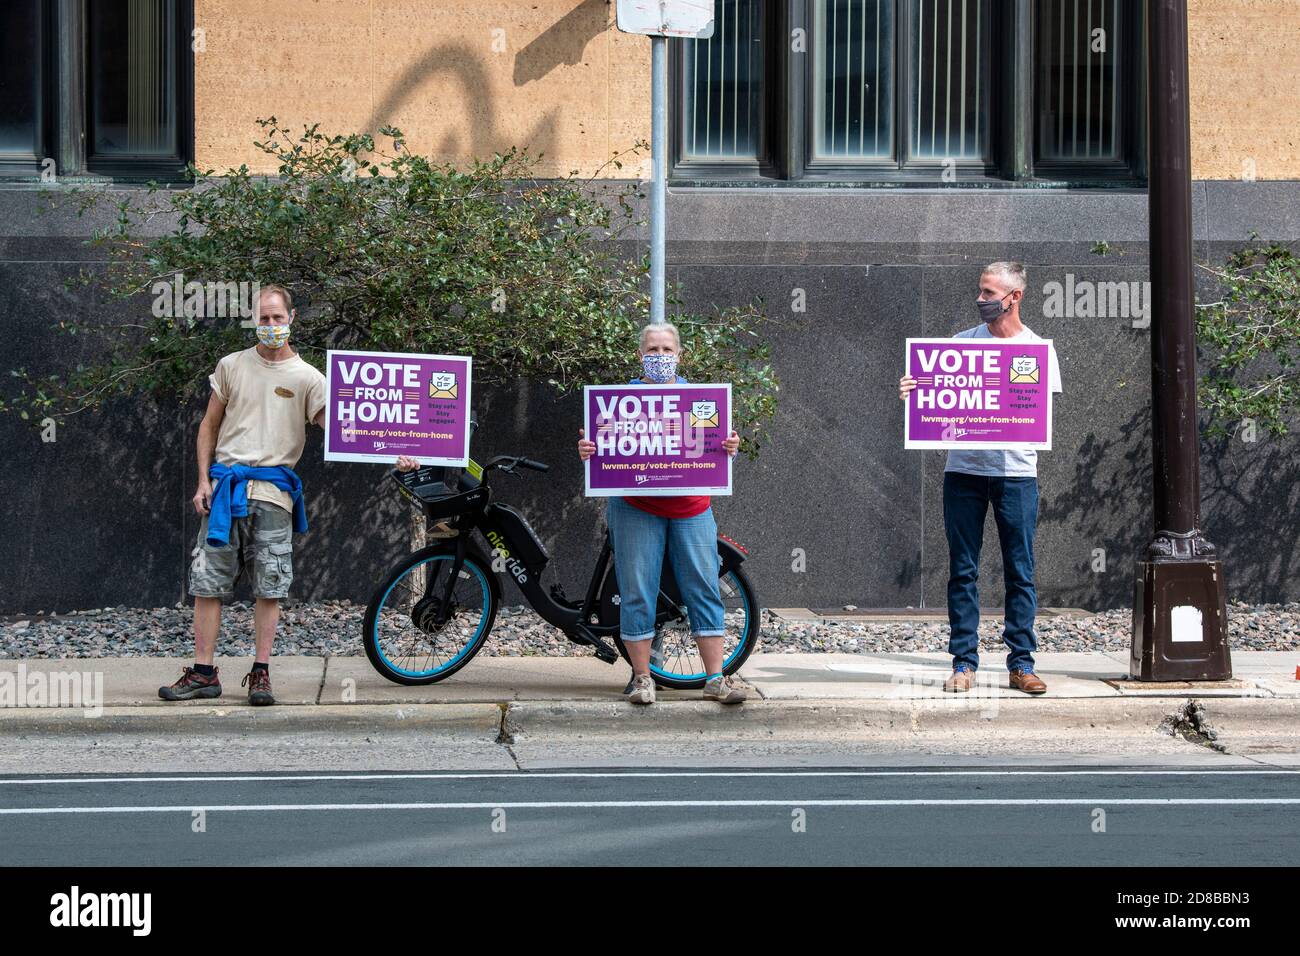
left=641, top=353, right=679, bottom=384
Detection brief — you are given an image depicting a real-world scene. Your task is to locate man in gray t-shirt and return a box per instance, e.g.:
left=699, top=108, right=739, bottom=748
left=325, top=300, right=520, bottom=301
left=945, top=322, right=1063, bottom=478
left=899, top=262, right=1063, bottom=695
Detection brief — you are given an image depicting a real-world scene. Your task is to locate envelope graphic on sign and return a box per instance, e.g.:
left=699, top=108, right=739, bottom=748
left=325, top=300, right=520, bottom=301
left=1008, top=356, right=1040, bottom=384
left=429, top=372, right=458, bottom=399
left=689, top=400, right=719, bottom=428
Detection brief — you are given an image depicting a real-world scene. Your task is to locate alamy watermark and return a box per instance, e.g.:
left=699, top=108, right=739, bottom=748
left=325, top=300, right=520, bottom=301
left=890, top=669, right=1002, bottom=718
left=1042, top=273, right=1152, bottom=327
left=0, top=664, right=104, bottom=717
left=151, top=275, right=261, bottom=325
left=50, top=886, right=151, bottom=936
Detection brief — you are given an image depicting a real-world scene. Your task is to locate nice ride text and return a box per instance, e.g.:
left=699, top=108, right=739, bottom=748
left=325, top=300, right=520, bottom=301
left=595, top=393, right=681, bottom=456
left=915, top=348, right=1001, bottom=410
left=336, top=359, right=420, bottom=424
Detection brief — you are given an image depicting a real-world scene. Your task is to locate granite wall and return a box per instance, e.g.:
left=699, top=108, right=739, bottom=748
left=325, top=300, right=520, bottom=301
left=1, top=181, right=1297, bottom=615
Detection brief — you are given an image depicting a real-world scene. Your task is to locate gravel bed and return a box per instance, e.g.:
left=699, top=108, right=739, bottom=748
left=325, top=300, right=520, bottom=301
left=2, top=601, right=1298, bottom=659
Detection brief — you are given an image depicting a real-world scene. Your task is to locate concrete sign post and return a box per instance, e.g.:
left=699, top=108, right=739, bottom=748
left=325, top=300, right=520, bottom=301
left=616, top=1, right=715, bottom=324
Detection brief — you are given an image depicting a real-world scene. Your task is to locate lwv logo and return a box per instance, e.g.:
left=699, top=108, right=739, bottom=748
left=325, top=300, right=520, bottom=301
left=49, top=886, right=151, bottom=936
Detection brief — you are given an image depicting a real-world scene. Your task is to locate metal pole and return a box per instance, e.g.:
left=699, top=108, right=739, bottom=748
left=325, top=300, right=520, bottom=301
left=1147, top=0, right=1199, bottom=540
left=650, top=33, right=668, bottom=325
left=1130, top=0, right=1231, bottom=681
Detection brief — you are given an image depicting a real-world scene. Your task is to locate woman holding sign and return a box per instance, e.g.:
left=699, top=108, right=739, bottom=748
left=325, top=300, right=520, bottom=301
left=577, top=324, right=746, bottom=706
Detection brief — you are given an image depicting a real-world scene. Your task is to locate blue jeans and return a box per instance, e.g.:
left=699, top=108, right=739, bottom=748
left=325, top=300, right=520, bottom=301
left=606, top=497, right=725, bottom=642
left=943, top=471, right=1040, bottom=672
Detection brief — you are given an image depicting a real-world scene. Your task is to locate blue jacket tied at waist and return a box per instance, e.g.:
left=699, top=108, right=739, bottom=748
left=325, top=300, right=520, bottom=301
left=206, top=463, right=307, bottom=546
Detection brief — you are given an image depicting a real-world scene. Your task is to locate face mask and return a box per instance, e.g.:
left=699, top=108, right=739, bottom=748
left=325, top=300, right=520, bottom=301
left=641, top=353, right=679, bottom=384
left=976, top=293, right=1012, bottom=323
left=256, top=324, right=291, bottom=349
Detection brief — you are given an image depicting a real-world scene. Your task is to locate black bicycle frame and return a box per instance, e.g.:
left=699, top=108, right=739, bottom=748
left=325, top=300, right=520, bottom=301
left=464, top=503, right=621, bottom=661
left=416, top=458, right=750, bottom=665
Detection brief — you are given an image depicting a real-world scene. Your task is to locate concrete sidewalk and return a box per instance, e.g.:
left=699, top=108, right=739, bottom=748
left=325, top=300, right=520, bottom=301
left=2, top=651, right=1296, bottom=708
left=2, top=652, right=1297, bottom=771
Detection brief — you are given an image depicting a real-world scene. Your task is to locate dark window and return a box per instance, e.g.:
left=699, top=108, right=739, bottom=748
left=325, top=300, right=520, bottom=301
left=88, top=0, right=179, bottom=161
left=0, top=1, right=47, bottom=167
left=811, top=0, right=895, bottom=162
left=673, top=0, right=1145, bottom=184
left=680, top=0, right=765, bottom=163
left=908, top=0, right=992, bottom=163
left=1034, top=0, right=1141, bottom=177
left=0, top=0, right=192, bottom=181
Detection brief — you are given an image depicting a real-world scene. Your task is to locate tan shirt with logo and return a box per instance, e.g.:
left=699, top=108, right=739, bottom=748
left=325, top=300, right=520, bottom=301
left=209, top=348, right=327, bottom=511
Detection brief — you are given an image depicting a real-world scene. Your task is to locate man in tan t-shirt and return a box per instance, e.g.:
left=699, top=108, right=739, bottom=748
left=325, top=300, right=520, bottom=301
left=160, top=283, right=326, bottom=706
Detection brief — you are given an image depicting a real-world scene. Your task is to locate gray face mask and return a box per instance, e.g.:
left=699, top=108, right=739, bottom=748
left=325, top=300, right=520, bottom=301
left=977, top=293, right=1012, bottom=323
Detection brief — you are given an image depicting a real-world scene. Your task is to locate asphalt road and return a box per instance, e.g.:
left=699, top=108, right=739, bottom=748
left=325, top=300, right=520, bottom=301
left=2, top=766, right=1297, bottom=866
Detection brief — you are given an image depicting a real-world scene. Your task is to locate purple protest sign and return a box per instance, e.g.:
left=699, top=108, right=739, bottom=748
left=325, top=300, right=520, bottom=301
left=905, top=338, right=1053, bottom=450
left=324, top=349, right=472, bottom=465
left=584, top=383, right=732, bottom=497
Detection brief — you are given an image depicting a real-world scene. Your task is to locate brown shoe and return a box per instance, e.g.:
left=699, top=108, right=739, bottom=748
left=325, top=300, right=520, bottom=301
left=1009, top=669, right=1047, bottom=694
left=241, top=668, right=276, bottom=706
left=943, top=667, right=976, bottom=693
left=158, top=665, right=221, bottom=701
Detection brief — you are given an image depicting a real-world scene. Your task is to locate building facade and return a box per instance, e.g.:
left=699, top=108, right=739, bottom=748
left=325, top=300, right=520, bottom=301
left=2, top=0, right=1298, bottom=614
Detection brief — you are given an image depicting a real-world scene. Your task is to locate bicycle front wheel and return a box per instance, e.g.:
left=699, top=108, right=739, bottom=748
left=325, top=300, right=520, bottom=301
left=363, top=547, right=498, bottom=685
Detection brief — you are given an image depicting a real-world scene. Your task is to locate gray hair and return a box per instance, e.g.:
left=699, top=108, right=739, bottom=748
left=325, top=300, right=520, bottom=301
left=640, top=322, right=681, bottom=350
left=982, top=261, right=1027, bottom=292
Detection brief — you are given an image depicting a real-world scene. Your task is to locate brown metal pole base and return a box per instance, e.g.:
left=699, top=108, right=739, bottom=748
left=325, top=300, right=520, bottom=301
left=1130, top=553, right=1232, bottom=681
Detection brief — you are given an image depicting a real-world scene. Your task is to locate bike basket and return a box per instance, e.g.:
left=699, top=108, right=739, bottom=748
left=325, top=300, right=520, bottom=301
left=392, top=468, right=487, bottom=520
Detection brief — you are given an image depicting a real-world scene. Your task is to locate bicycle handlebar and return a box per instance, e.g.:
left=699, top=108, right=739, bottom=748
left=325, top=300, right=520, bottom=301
left=484, top=455, right=550, bottom=476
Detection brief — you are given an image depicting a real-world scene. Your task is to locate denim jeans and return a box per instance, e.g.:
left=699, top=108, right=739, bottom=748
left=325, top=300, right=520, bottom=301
left=943, top=471, right=1040, bottom=672
left=606, top=497, right=726, bottom=642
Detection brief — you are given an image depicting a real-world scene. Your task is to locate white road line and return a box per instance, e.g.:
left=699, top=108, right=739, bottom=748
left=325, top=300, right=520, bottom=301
left=0, top=769, right=1296, bottom=786
left=1, top=798, right=1298, bottom=815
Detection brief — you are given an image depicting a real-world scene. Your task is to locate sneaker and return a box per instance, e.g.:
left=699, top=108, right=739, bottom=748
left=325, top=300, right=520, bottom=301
left=943, top=664, right=976, bottom=693
left=622, top=674, right=666, bottom=694
left=703, top=674, right=748, bottom=704
left=626, top=674, right=656, bottom=705
left=158, top=666, right=222, bottom=701
left=241, top=668, right=276, bottom=706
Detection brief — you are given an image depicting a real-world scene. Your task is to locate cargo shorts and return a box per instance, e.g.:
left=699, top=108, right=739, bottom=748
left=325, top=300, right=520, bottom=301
left=189, top=500, right=295, bottom=600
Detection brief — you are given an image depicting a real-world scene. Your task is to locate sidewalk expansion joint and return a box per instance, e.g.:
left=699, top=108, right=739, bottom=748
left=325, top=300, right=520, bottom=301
left=315, top=657, right=329, bottom=706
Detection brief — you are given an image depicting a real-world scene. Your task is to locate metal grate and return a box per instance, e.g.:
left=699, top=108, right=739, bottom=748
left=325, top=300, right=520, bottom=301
left=681, top=0, right=763, bottom=162
left=1036, top=0, right=1123, bottom=161
left=911, top=0, right=990, bottom=161
left=813, top=0, right=895, bottom=160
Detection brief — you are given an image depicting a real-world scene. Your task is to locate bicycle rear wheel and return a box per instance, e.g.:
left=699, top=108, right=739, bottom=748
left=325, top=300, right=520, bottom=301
left=363, top=547, right=498, bottom=685
left=612, top=564, right=760, bottom=691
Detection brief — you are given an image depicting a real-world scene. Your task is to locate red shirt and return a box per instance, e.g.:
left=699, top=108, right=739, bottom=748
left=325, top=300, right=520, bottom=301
left=625, top=495, right=711, bottom=519
left=621, top=374, right=712, bottom=519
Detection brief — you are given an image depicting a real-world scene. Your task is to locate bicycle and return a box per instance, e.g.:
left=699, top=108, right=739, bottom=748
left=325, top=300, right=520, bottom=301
left=362, top=454, right=760, bottom=689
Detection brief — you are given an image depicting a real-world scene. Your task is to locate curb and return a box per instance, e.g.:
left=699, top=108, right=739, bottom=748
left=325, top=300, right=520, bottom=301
left=500, top=697, right=1287, bottom=741
left=0, top=702, right=505, bottom=736
left=0, top=697, right=1293, bottom=743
